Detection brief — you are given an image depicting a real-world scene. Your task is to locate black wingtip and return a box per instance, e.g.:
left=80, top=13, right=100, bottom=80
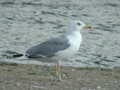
left=12, top=54, right=23, bottom=58
left=2, top=50, right=23, bottom=58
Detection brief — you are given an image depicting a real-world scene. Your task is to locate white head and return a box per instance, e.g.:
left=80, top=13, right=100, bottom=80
left=69, top=20, right=91, bottom=32
left=69, top=20, right=85, bottom=31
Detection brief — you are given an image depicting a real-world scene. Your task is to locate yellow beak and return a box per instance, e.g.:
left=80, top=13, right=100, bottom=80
left=84, top=25, right=92, bottom=30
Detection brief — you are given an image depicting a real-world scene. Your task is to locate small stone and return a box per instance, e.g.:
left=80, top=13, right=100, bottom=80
left=97, top=86, right=101, bottom=89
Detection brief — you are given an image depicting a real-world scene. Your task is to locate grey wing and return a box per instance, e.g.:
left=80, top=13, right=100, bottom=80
left=25, top=35, right=70, bottom=58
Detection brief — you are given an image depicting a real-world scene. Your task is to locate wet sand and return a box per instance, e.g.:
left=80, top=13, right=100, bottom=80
left=0, top=62, right=120, bottom=90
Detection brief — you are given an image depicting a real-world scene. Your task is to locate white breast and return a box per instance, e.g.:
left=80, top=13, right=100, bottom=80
left=67, top=31, right=82, bottom=53
left=54, top=31, right=82, bottom=60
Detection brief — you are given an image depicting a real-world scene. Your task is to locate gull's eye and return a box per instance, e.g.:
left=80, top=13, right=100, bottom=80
left=77, top=22, right=81, bottom=26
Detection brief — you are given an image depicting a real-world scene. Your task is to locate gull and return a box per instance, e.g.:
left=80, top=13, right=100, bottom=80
left=25, top=20, right=91, bottom=80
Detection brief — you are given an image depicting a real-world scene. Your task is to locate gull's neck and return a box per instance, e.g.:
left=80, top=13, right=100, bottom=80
left=66, top=25, right=82, bottom=51
left=66, top=25, right=81, bottom=36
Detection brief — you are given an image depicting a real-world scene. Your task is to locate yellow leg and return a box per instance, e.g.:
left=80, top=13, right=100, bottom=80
left=56, top=61, right=61, bottom=81
left=56, top=64, right=59, bottom=76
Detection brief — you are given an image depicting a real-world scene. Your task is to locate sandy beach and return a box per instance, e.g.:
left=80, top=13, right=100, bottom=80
left=0, top=62, right=120, bottom=90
